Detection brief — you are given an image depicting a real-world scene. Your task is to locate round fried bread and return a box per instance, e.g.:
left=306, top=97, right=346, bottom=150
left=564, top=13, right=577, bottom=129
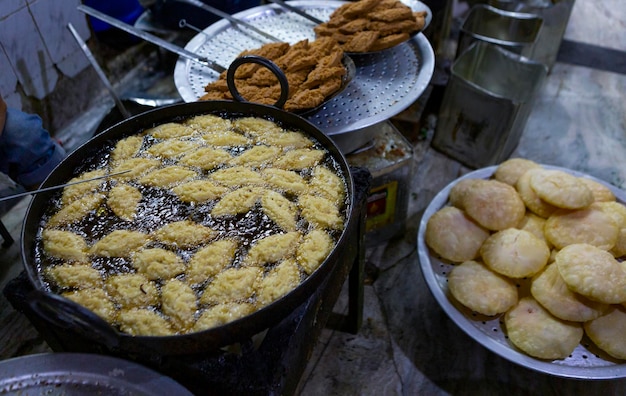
left=584, top=306, right=626, bottom=360
left=529, top=169, right=594, bottom=210
left=515, top=168, right=558, bottom=218
left=448, top=260, right=518, bottom=316
left=531, top=263, right=608, bottom=322
left=516, top=211, right=549, bottom=245
left=578, top=177, right=616, bottom=202
left=480, top=228, right=550, bottom=278
left=555, top=243, right=626, bottom=304
left=448, top=178, right=484, bottom=209
left=425, top=206, right=489, bottom=263
left=544, top=204, right=618, bottom=250
left=594, top=201, right=626, bottom=258
left=494, top=158, right=541, bottom=186
left=462, top=179, right=526, bottom=231
left=505, top=296, right=583, bottom=360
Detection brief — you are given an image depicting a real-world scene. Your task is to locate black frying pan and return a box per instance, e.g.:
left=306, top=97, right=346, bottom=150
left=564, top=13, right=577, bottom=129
left=20, top=99, right=357, bottom=356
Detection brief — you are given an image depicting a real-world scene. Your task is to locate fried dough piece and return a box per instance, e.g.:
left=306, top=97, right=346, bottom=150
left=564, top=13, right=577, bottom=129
left=63, top=288, right=116, bottom=323
left=448, top=260, right=518, bottom=316
left=193, top=302, right=255, bottom=331
left=187, top=239, right=238, bottom=285
left=529, top=169, right=594, bottom=210
left=448, top=178, right=483, bottom=209
left=301, top=66, right=346, bottom=90
left=211, top=187, right=265, bottom=217
left=200, top=266, right=261, bottom=305
left=111, top=135, right=144, bottom=164
left=105, top=273, right=158, bottom=309
left=91, top=230, right=150, bottom=258
left=172, top=180, right=229, bottom=203
left=146, top=122, right=195, bottom=139
left=594, top=201, right=626, bottom=258
left=309, top=166, right=346, bottom=204
left=578, top=177, right=616, bottom=202
left=257, top=131, right=314, bottom=149
left=505, top=296, right=583, bottom=360
left=118, top=307, right=173, bottom=336
left=342, top=0, right=379, bottom=18
left=338, top=18, right=370, bottom=34
left=494, top=158, right=541, bottom=186
left=108, top=184, right=142, bottom=221
left=462, top=179, right=526, bottom=231
left=425, top=206, right=489, bottom=263
left=273, top=148, right=325, bottom=170
left=515, top=168, right=558, bottom=218
left=111, top=158, right=161, bottom=182
left=185, top=114, right=233, bottom=133
left=201, top=130, right=251, bottom=147
left=256, top=258, right=301, bottom=306
left=147, top=139, right=197, bottom=159
left=516, top=211, right=549, bottom=245
left=342, top=30, right=380, bottom=53
left=584, top=306, right=626, bottom=360
left=298, top=194, right=344, bottom=230
left=179, top=147, right=232, bottom=170
left=284, top=89, right=326, bottom=112
left=210, top=166, right=265, bottom=187
left=231, top=145, right=281, bottom=167
left=154, top=220, right=217, bottom=248
left=544, top=204, right=618, bottom=250
left=61, top=169, right=106, bottom=206
left=47, top=193, right=105, bottom=227
left=480, top=228, right=550, bottom=278
left=42, top=229, right=89, bottom=263
left=244, top=232, right=301, bottom=266
left=261, top=168, right=308, bottom=195
left=132, top=248, right=185, bottom=280
left=262, top=190, right=297, bottom=232
left=368, top=19, right=418, bottom=36
left=370, top=32, right=410, bottom=51
left=369, top=7, right=414, bottom=22
left=297, top=230, right=334, bottom=275
left=161, top=279, right=197, bottom=332
left=555, top=243, right=626, bottom=304
left=233, top=117, right=284, bottom=136
left=139, top=166, right=197, bottom=188
left=531, top=263, right=608, bottom=322
left=46, top=263, right=103, bottom=290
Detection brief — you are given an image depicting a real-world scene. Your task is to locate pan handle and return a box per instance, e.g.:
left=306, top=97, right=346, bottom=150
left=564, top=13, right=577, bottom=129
left=26, top=289, right=121, bottom=350
left=226, top=55, right=290, bottom=110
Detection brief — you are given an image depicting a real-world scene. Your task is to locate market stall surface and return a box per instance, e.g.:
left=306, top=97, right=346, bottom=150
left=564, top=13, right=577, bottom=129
left=2, top=0, right=626, bottom=394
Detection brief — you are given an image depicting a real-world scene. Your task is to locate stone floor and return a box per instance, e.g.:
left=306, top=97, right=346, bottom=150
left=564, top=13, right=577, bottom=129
left=2, top=0, right=626, bottom=394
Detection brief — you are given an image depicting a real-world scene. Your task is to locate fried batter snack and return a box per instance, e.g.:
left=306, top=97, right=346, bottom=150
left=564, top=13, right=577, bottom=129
left=63, top=288, right=116, bottom=323
left=462, top=179, right=526, bottom=231
left=201, top=38, right=346, bottom=113
left=42, top=229, right=89, bottom=263
left=584, top=306, right=626, bottom=360
left=515, top=168, right=559, bottom=218
left=108, top=184, right=142, bottom=221
left=448, top=260, right=518, bottom=316
left=480, top=228, right=550, bottom=278
left=132, top=248, right=186, bottom=280
left=314, top=0, right=426, bottom=52
left=46, top=263, right=103, bottom=290
left=105, top=273, right=159, bottom=309
left=544, top=204, right=618, bottom=250
left=505, top=296, right=583, bottom=360
left=529, top=169, right=594, bottom=210
left=493, top=157, right=541, bottom=186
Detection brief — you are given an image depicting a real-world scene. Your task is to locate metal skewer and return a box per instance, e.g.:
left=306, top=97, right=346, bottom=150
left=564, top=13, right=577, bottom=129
left=265, top=0, right=324, bottom=25
left=77, top=5, right=226, bottom=73
left=0, top=170, right=131, bottom=202
left=178, top=0, right=282, bottom=42
left=67, top=23, right=131, bottom=119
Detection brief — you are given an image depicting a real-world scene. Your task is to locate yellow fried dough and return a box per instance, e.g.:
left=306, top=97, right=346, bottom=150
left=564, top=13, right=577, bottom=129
left=462, top=179, right=526, bottom=230
left=147, top=139, right=197, bottom=159
left=257, top=131, right=314, bottom=149
left=584, top=306, right=626, bottom=360
left=529, top=169, right=594, bottom=210
left=504, top=296, right=583, bottom=360
left=108, top=184, right=142, bottom=221
left=309, top=166, right=346, bottom=204
left=60, top=169, right=106, bottom=206
left=110, top=135, right=144, bottom=164
left=578, top=177, right=616, bottom=202
left=105, top=273, right=158, bottom=309
left=493, top=158, right=541, bottom=186
left=297, top=229, right=334, bottom=275
left=161, top=279, right=198, bottom=332
left=594, top=201, right=626, bottom=258
left=154, top=220, right=217, bottom=248
left=111, top=158, right=161, bottom=182
left=273, top=148, right=325, bottom=170
left=46, top=263, right=103, bottom=289
left=210, top=166, right=264, bottom=187
left=262, top=190, right=298, bottom=232
left=186, top=239, right=238, bottom=285
left=131, top=248, right=185, bottom=280
left=448, top=260, right=518, bottom=316
left=544, top=204, right=618, bottom=250
left=555, top=244, right=626, bottom=304
left=200, top=266, right=262, bottom=305
left=62, top=288, right=116, bottom=323
left=185, top=114, right=233, bottom=133
left=531, top=264, right=608, bottom=322
left=425, top=206, right=489, bottom=263
left=172, top=180, right=229, bottom=203
left=42, top=229, right=89, bottom=263
left=448, top=178, right=484, bottom=209
left=231, top=145, right=281, bottom=167
left=211, top=187, right=264, bottom=217
left=515, top=168, right=558, bottom=218
left=145, top=122, right=194, bottom=139
left=298, top=194, right=344, bottom=230
left=256, top=258, right=301, bottom=306
left=201, top=130, right=251, bottom=146
left=244, top=232, right=301, bottom=266
left=516, top=211, right=549, bottom=245
left=193, top=302, right=255, bottom=331
left=47, top=193, right=105, bottom=227
left=480, top=228, right=550, bottom=278
left=90, top=230, right=149, bottom=258
left=261, top=168, right=308, bottom=195
left=139, top=166, right=197, bottom=188
left=118, top=308, right=173, bottom=336
left=179, top=147, right=232, bottom=170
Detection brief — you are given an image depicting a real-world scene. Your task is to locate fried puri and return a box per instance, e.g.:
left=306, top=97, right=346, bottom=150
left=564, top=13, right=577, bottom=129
left=462, top=179, right=526, bottom=230
left=480, top=228, right=550, bottom=278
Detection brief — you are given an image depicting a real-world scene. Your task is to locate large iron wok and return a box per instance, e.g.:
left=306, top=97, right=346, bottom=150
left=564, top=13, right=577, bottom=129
left=20, top=100, right=358, bottom=356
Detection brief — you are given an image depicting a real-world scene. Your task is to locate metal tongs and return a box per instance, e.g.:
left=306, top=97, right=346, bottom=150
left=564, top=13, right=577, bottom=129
left=265, top=0, right=324, bottom=25
left=77, top=4, right=226, bottom=74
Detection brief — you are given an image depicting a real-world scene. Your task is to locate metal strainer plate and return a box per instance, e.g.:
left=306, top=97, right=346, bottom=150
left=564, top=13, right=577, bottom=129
left=173, top=1, right=435, bottom=137
left=417, top=165, right=626, bottom=380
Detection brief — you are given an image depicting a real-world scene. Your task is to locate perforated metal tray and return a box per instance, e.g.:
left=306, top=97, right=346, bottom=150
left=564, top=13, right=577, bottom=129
left=173, top=1, right=435, bottom=137
left=417, top=165, right=626, bottom=380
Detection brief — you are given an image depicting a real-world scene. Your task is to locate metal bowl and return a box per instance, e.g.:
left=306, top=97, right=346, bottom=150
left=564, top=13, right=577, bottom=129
left=417, top=164, right=626, bottom=379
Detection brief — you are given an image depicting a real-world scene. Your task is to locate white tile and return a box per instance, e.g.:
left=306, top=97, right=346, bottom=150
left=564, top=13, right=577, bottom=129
left=28, top=0, right=91, bottom=65
left=0, top=6, right=57, bottom=98
left=0, top=45, right=19, bottom=95
left=55, top=49, right=90, bottom=78
left=0, top=0, right=26, bottom=19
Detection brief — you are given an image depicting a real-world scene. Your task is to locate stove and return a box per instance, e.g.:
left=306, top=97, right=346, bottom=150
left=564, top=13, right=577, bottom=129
left=4, top=167, right=371, bottom=396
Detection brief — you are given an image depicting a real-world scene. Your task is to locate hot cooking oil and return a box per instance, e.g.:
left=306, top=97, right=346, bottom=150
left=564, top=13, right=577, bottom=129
left=346, top=121, right=414, bottom=245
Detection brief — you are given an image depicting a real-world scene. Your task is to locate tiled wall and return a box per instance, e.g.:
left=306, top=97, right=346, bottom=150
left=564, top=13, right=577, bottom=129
left=0, top=0, right=91, bottom=110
